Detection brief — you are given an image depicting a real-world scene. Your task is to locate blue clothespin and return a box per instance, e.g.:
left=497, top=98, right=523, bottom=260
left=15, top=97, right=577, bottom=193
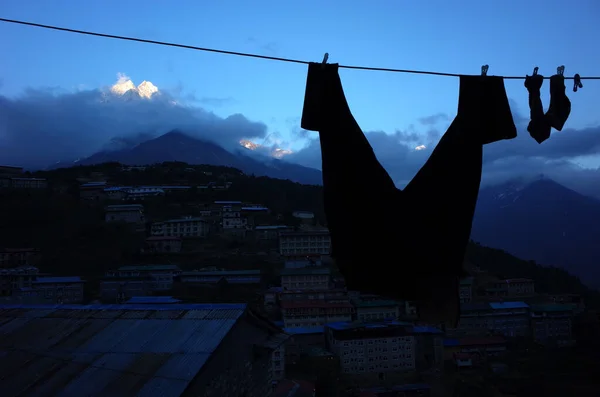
left=322, top=53, right=329, bottom=69
left=573, top=74, right=583, bottom=92
left=481, top=65, right=489, bottom=76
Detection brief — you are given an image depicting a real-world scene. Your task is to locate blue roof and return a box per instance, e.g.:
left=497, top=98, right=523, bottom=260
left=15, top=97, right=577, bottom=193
left=284, top=326, right=324, bottom=335
left=0, top=303, right=247, bottom=396
left=412, top=325, right=444, bottom=334
left=443, top=338, right=460, bottom=347
left=489, top=301, right=529, bottom=310
left=326, top=320, right=413, bottom=331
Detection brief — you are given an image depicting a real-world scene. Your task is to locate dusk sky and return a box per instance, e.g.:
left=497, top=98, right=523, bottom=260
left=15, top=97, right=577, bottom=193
left=2, top=0, right=600, bottom=194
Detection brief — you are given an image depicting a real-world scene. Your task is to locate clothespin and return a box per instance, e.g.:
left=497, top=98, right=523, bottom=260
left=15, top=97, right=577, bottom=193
left=322, top=53, right=329, bottom=69
left=481, top=65, right=489, bottom=76
left=573, top=73, right=583, bottom=92
left=557, top=65, right=565, bottom=76
left=532, top=67, right=539, bottom=76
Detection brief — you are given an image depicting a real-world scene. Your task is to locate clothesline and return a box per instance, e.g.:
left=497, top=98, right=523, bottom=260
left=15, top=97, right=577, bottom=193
left=2, top=17, right=600, bottom=81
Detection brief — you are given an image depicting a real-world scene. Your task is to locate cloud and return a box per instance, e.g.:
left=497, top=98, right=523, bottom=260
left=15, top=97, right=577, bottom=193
left=2, top=75, right=600, bottom=198
left=418, top=113, right=449, bottom=125
left=286, top=105, right=600, bottom=198
left=0, top=74, right=268, bottom=168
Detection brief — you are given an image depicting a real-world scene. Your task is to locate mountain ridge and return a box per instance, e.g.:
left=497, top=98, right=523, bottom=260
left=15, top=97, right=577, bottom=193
left=57, top=130, right=323, bottom=185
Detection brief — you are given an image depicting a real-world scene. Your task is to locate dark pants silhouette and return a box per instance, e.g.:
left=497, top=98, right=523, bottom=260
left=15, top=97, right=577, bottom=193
left=301, top=63, right=516, bottom=326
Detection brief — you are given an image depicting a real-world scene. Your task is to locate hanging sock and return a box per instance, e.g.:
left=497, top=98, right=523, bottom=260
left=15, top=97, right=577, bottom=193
left=524, top=69, right=552, bottom=144
left=545, top=70, right=571, bottom=131
left=300, top=62, right=516, bottom=328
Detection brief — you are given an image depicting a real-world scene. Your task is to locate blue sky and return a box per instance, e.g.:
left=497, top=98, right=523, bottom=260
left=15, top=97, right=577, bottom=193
left=2, top=0, right=600, bottom=194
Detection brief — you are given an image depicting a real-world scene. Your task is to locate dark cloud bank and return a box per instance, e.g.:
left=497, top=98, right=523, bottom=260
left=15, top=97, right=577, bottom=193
left=1, top=76, right=600, bottom=198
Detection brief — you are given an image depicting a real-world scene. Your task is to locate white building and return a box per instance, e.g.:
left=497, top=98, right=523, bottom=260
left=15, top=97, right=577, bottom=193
left=222, top=204, right=246, bottom=229
left=151, top=216, right=210, bottom=238
left=26, top=276, right=85, bottom=303
left=281, top=300, right=354, bottom=328
left=279, top=230, right=331, bottom=257
left=325, top=322, right=416, bottom=375
left=281, top=267, right=331, bottom=291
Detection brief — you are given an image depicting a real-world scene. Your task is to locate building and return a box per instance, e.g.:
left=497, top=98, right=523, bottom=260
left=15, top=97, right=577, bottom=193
left=530, top=304, right=576, bottom=347
left=151, top=217, right=210, bottom=238
left=280, top=288, right=348, bottom=303
left=281, top=300, right=353, bottom=328
left=281, top=267, right=331, bottom=291
left=179, top=269, right=262, bottom=285
left=279, top=230, right=331, bottom=258
left=0, top=248, right=39, bottom=268
left=0, top=266, right=39, bottom=296
left=353, top=297, right=401, bottom=322
left=284, top=326, right=327, bottom=364
left=459, top=277, right=474, bottom=304
left=502, top=278, right=535, bottom=297
left=0, top=303, right=286, bottom=397
left=479, top=278, right=536, bottom=301
left=80, top=181, right=108, bottom=200
left=412, top=326, right=445, bottom=373
left=0, top=165, right=23, bottom=176
left=241, top=206, right=271, bottom=228
left=9, top=177, right=48, bottom=189
left=27, top=276, right=85, bottom=303
left=459, top=301, right=531, bottom=338
left=292, top=211, right=315, bottom=224
left=144, top=236, right=183, bottom=253
left=100, top=265, right=182, bottom=301
left=105, top=204, right=145, bottom=225
left=325, top=321, right=417, bottom=376
left=443, top=336, right=507, bottom=367
left=254, top=225, right=291, bottom=242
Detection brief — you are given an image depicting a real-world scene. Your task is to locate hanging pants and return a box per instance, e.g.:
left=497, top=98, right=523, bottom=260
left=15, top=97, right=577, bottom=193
left=301, top=63, right=516, bottom=326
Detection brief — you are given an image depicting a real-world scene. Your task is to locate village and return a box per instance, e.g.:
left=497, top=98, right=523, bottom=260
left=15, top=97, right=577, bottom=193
left=0, top=163, right=599, bottom=396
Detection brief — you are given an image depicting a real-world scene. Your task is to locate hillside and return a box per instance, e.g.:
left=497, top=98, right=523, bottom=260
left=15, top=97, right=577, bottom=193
left=472, top=178, right=600, bottom=288
left=2, top=161, right=597, bottom=308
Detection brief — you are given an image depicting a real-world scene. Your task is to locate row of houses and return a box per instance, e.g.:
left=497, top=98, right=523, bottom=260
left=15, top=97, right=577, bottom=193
left=80, top=181, right=232, bottom=201
left=1, top=248, right=85, bottom=303
left=0, top=165, right=48, bottom=189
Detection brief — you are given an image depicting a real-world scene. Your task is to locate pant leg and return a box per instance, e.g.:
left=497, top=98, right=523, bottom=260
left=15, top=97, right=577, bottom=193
left=301, top=63, right=398, bottom=269
left=401, top=76, right=515, bottom=326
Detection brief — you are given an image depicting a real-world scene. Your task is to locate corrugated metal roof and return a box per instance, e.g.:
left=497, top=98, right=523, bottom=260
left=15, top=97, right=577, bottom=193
left=0, top=303, right=246, bottom=397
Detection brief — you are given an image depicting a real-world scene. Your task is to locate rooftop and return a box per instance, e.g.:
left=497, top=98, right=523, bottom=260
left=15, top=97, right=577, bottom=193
left=326, top=320, right=414, bottom=331
left=255, top=225, right=289, bottom=230
left=118, top=265, right=181, bottom=272
left=489, top=301, right=529, bottom=310
left=0, top=303, right=246, bottom=396
left=33, top=276, right=84, bottom=284
left=283, top=326, right=324, bottom=335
